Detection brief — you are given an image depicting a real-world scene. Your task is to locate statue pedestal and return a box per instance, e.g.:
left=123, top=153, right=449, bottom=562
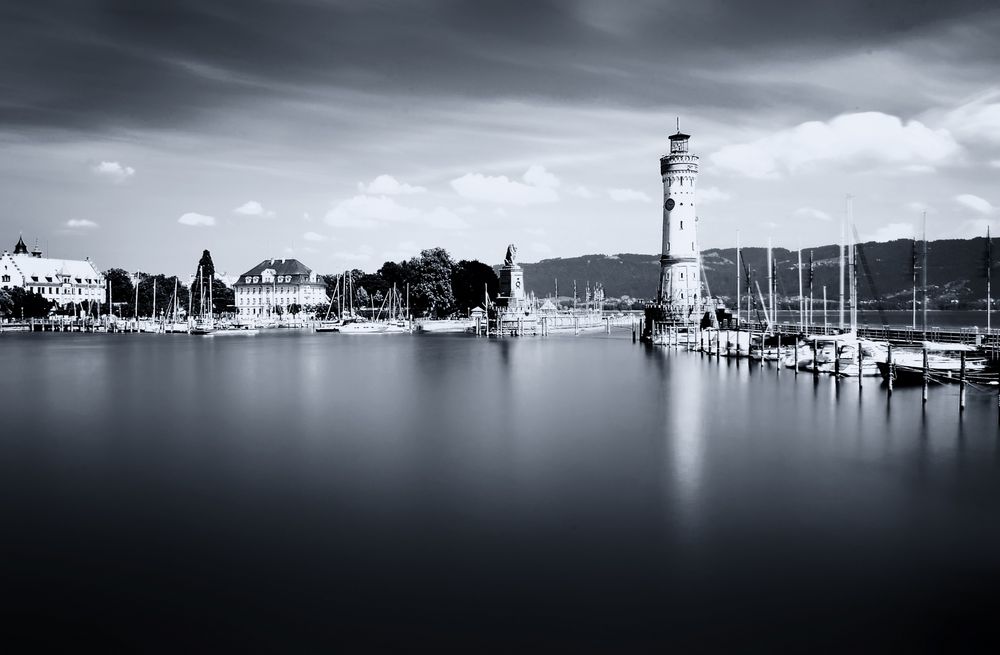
left=497, top=263, right=526, bottom=311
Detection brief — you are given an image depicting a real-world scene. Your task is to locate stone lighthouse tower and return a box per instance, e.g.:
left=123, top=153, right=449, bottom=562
left=657, top=128, right=701, bottom=320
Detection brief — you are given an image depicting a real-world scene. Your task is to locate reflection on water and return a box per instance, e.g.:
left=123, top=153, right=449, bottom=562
left=2, top=331, right=999, bottom=650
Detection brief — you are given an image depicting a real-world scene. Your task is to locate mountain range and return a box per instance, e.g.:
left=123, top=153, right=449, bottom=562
left=513, top=238, right=997, bottom=310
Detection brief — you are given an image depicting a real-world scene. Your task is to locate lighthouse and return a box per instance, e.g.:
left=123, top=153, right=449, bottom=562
left=657, top=128, right=701, bottom=320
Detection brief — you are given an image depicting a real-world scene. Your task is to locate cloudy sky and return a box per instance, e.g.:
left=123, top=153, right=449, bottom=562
left=2, top=0, right=999, bottom=277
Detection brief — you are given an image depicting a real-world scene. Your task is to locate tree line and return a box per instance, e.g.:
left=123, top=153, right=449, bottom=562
left=1, top=247, right=498, bottom=320
left=320, top=247, right=499, bottom=318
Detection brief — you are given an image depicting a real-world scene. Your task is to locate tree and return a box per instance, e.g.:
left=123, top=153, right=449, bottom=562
left=0, top=289, right=13, bottom=318
left=104, top=268, right=135, bottom=317
left=8, top=287, right=54, bottom=319
left=407, top=247, right=456, bottom=318
left=189, top=250, right=234, bottom=316
left=452, top=259, right=499, bottom=313
left=288, top=303, right=302, bottom=316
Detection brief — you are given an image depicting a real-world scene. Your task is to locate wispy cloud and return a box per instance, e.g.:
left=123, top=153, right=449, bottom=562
left=66, top=219, right=99, bottom=229
left=233, top=200, right=276, bottom=218
left=864, top=222, right=914, bottom=242
left=324, top=195, right=468, bottom=231
left=955, top=193, right=994, bottom=214
left=91, top=161, right=135, bottom=183
left=325, top=195, right=420, bottom=229
left=450, top=166, right=560, bottom=205
left=303, top=231, right=328, bottom=242
left=711, top=112, right=960, bottom=179
left=177, top=212, right=216, bottom=227
left=357, top=175, right=427, bottom=195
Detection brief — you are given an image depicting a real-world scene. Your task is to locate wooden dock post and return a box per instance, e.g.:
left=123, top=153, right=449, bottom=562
left=716, top=329, right=721, bottom=360
left=812, top=340, right=818, bottom=376
left=794, top=338, right=799, bottom=376
left=858, top=340, right=863, bottom=389
left=922, top=346, right=929, bottom=404
left=776, top=333, right=782, bottom=374
left=959, top=350, right=966, bottom=412
left=834, top=340, right=840, bottom=380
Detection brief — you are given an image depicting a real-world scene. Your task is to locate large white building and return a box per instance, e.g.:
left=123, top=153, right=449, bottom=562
left=0, top=236, right=105, bottom=309
left=234, top=258, right=328, bottom=317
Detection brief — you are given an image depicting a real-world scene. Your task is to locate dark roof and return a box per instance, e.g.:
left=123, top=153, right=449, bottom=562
left=236, top=258, right=316, bottom=282
left=13, top=235, right=28, bottom=254
left=669, top=132, right=691, bottom=141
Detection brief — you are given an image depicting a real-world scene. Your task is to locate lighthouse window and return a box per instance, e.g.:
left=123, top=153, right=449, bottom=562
left=680, top=220, right=683, bottom=229
left=680, top=272, right=684, bottom=279
left=691, top=242, right=695, bottom=251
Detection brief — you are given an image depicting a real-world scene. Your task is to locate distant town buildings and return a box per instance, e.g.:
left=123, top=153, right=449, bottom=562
left=0, top=236, right=105, bottom=308
left=234, top=258, right=328, bottom=317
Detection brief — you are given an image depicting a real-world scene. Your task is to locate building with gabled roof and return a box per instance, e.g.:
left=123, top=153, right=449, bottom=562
left=1, top=237, right=105, bottom=310
left=234, top=257, right=328, bottom=317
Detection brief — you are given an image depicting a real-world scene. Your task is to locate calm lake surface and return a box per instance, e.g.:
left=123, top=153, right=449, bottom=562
left=3, top=331, right=1000, bottom=651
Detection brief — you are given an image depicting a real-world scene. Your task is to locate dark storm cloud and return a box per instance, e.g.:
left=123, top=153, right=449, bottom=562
left=2, top=0, right=998, bottom=130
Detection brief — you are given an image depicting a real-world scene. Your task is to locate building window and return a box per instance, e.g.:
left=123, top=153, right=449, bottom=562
left=680, top=220, right=683, bottom=230
left=1, top=275, right=8, bottom=283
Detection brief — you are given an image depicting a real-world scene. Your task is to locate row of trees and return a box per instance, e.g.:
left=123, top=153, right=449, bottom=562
left=0, top=287, right=56, bottom=319
left=2, top=248, right=498, bottom=321
left=102, top=250, right=236, bottom=318
left=322, top=248, right=500, bottom=319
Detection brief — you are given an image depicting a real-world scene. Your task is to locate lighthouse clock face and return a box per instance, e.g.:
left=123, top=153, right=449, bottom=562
left=665, top=198, right=675, bottom=211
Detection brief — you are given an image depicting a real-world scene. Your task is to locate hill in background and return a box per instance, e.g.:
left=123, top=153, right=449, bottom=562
left=511, top=238, right=997, bottom=310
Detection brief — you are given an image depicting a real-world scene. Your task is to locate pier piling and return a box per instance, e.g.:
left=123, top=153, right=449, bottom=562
left=858, top=340, right=863, bottom=390
left=959, top=350, right=966, bottom=412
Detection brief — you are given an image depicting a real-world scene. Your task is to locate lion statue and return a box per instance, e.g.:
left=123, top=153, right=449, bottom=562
left=503, top=243, right=517, bottom=267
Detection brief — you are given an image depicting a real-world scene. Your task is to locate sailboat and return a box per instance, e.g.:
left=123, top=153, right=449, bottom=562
left=316, top=273, right=345, bottom=332
left=339, top=284, right=411, bottom=334
left=189, top=266, right=216, bottom=335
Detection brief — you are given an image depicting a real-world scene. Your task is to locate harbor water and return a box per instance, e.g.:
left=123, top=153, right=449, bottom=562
left=2, top=331, right=999, bottom=650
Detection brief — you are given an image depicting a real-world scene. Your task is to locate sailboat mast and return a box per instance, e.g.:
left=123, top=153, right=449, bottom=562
left=823, top=286, right=828, bottom=333
left=767, top=238, right=774, bottom=327
left=987, top=226, right=992, bottom=334
left=839, top=205, right=845, bottom=330
left=808, top=250, right=814, bottom=327
left=847, top=195, right=856, bottom=332
left=912, top=236, right=918, bottom=330
left=922, top=211, right=928, bottom=340
left=134, top=272, right=139, bottom=320
left=198, top=266, right=204, bottom=317
left=736, top=230, right=741, bottom=327
left=797, top=247, right=803, bottom=331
